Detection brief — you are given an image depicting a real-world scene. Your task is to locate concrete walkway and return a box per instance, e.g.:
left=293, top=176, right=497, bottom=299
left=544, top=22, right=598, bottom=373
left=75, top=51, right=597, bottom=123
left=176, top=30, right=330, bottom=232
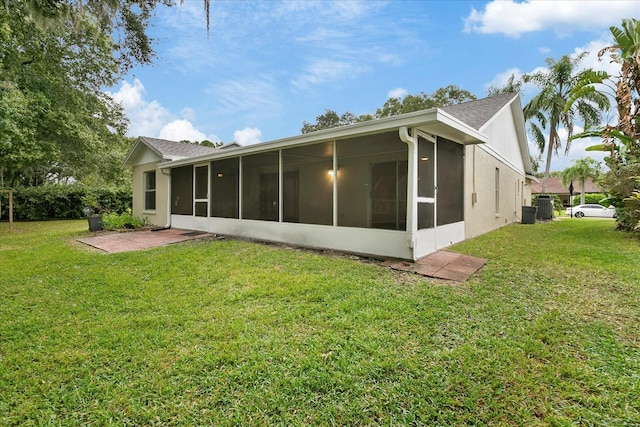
left=77, top=228, right=212, bottom=253
left=382, top=251, right=487, bottom=282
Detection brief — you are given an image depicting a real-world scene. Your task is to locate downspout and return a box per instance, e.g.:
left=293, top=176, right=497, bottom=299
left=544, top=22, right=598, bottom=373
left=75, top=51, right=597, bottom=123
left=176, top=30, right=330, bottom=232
left=160, top=167, right=171, bottom=229
left=472, top=145, right=477, bottom=205
left=399, top=126, right=418, bottom=258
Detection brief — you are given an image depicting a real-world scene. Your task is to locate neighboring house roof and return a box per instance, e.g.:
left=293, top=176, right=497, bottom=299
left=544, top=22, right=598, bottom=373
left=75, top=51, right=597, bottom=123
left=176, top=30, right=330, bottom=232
left=442, top=92, right=517, bottom=131
left=531, top=177, right=602, bottom=194
left=123, top=136, right=219, bottom=167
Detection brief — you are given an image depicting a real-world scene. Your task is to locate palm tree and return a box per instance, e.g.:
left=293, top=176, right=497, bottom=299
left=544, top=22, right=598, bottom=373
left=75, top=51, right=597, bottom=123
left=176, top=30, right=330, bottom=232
left=561, top=157, right=601, bottom=205
left=561, top=19, right=640, bottom=230
left=523, top=53, right=610, bottom=193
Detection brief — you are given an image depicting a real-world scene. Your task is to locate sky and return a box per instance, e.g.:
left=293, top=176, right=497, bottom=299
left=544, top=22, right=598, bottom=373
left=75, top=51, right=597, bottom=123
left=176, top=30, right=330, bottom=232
left=109, top=0, right=639, bottom=172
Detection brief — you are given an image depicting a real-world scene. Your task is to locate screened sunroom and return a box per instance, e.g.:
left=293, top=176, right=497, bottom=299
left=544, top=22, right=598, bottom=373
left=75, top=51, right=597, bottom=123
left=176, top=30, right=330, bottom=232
left=163, top=109, right=485, bottom=260
left=126, top=93, right=532, bottom=260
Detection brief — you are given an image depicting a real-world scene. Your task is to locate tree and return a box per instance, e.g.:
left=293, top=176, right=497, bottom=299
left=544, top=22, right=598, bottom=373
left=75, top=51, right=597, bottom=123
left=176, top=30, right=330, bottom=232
left=1, top=1, right=215, bottom=189
left=566, top=19, right=640, bottom=230
left=487, top=74, right=522, bottom=96
left=523, top=53, right=610, bottom=194
left=375, top=85, right=476, bottom=118
left=301, top=86, right=476, bottom=133
left=15, top=0, right=212, bottom=72
left=1, top=1, right=130, bottom=187
left=301, top=110, right=373, bottom=134
left=198, top=139, right=224, bottom=148
left=561, top=157, right=601, bottom=205
left=529, top=154, right=542, bottom=175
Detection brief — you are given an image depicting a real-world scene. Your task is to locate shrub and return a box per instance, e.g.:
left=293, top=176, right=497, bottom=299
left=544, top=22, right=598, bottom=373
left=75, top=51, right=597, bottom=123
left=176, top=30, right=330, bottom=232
left=102, top=210, right=146, bottom=230
left=571, top=193, right=609, bottom=206
left=1, top=184, right=132, bottom=221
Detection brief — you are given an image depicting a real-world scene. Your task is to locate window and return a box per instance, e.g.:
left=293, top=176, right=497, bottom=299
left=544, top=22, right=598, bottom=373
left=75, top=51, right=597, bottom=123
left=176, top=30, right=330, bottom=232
left=144, top=171, right=156, bottom=211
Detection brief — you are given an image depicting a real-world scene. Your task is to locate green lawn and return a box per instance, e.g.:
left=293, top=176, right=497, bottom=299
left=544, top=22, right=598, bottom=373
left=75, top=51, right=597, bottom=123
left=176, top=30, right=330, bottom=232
left=1, top=219, right=639, bottom=425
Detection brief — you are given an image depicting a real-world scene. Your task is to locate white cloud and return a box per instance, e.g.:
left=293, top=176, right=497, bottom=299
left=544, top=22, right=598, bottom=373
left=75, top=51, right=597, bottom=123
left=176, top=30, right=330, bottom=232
left=109, top=78, right=216, bottom=141
left=571, top=36, right=620, bottom=76
left=551, top=126, right=607, bottom=171
left=207, top=78, right=282, bottom=117
left=387, top=88, right=408, bottom=99
left=464, top=0, right=638, bottom=37
left=109, top=79, right=171, bottom=137
left=233, top=127, right=262, bottom=145
left=273, top=0, right=382, bottom=23
left=292, top=59, right=370, bottom=89
left=181, top=107, right=197, bottom=121
left=159, top=119, right=210, bottom=142
left=527, top=122, right=608, bottom=173
left=484, top=67, right=523, bottom=94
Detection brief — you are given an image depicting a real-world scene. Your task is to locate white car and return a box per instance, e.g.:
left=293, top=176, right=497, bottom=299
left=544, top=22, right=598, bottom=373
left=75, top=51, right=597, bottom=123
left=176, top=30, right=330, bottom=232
left=566, top=204, right=616, bottom=218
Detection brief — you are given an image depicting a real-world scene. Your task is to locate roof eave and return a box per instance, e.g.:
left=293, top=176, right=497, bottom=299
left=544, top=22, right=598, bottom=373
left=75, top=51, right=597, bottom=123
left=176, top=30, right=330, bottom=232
left=159, top=109, right=487, bottom=169
left=510, top=95, right=534, bottom=175
left=122, top=137, right=163, bottom=168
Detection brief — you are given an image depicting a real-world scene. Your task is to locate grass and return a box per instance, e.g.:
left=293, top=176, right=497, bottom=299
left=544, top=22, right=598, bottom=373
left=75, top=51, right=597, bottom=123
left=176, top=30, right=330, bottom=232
left=1, top=219, right=639, bottom=425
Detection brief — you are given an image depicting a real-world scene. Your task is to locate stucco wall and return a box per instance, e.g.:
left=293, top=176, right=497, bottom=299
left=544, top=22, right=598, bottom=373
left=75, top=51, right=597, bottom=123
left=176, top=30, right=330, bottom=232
left=464, top=145, right=528, bottom=239
left=132, top=162, right=169, bottom=227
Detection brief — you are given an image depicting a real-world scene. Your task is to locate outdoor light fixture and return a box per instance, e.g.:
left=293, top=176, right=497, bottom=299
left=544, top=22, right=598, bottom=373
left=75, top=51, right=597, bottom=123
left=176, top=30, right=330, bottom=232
left=328, top=166, right=340, bottom=176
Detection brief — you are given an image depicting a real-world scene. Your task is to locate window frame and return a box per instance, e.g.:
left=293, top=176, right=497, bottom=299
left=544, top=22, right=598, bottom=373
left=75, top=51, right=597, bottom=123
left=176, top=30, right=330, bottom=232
left=144, top=170, right=157, bottom=211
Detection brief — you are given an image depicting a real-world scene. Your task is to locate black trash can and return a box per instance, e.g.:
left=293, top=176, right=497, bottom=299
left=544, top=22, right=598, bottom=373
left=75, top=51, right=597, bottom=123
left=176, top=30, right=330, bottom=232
left=522, top=206, right=537, bottom=224
left=87, top=215, right=103, bottom=232
left=536, top=195, right=554, bottom=219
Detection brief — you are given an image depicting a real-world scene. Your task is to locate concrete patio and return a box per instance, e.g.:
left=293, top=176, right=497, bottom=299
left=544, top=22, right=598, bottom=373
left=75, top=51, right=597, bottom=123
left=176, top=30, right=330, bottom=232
left=382, top=251, right=487, bottom=282
left=77, top=228, right=212, bottom=253
left=78, top=229, right=485, bottom=282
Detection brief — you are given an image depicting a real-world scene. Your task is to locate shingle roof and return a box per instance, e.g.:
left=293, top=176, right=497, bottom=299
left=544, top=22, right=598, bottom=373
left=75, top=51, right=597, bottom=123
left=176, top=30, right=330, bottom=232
left=441, top=92, right=517, bottom=130
left=139, top=136, right=219, bottom=160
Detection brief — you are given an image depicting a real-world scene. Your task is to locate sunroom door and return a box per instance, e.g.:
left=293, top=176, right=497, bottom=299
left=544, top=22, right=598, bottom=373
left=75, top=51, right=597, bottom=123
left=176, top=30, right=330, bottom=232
left=417, top=135, right=435, bottom=230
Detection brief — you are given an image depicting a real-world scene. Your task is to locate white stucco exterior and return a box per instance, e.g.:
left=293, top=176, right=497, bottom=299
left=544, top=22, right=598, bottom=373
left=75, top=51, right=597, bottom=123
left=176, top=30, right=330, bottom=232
left=124, top=93, right=533, bottom=260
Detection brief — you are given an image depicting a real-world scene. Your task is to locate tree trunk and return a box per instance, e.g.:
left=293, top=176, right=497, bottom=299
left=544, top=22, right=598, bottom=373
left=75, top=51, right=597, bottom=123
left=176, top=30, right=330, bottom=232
left=541, top=124, right=557, bottom=194
left=580, top=177, right=586, bottom=205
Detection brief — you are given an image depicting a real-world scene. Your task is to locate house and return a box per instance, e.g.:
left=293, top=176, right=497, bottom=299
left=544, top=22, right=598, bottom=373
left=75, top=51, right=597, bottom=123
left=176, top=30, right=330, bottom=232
left=124, top=92, right=534, bottom=261
left=531, top=176, right=603, bottom=207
